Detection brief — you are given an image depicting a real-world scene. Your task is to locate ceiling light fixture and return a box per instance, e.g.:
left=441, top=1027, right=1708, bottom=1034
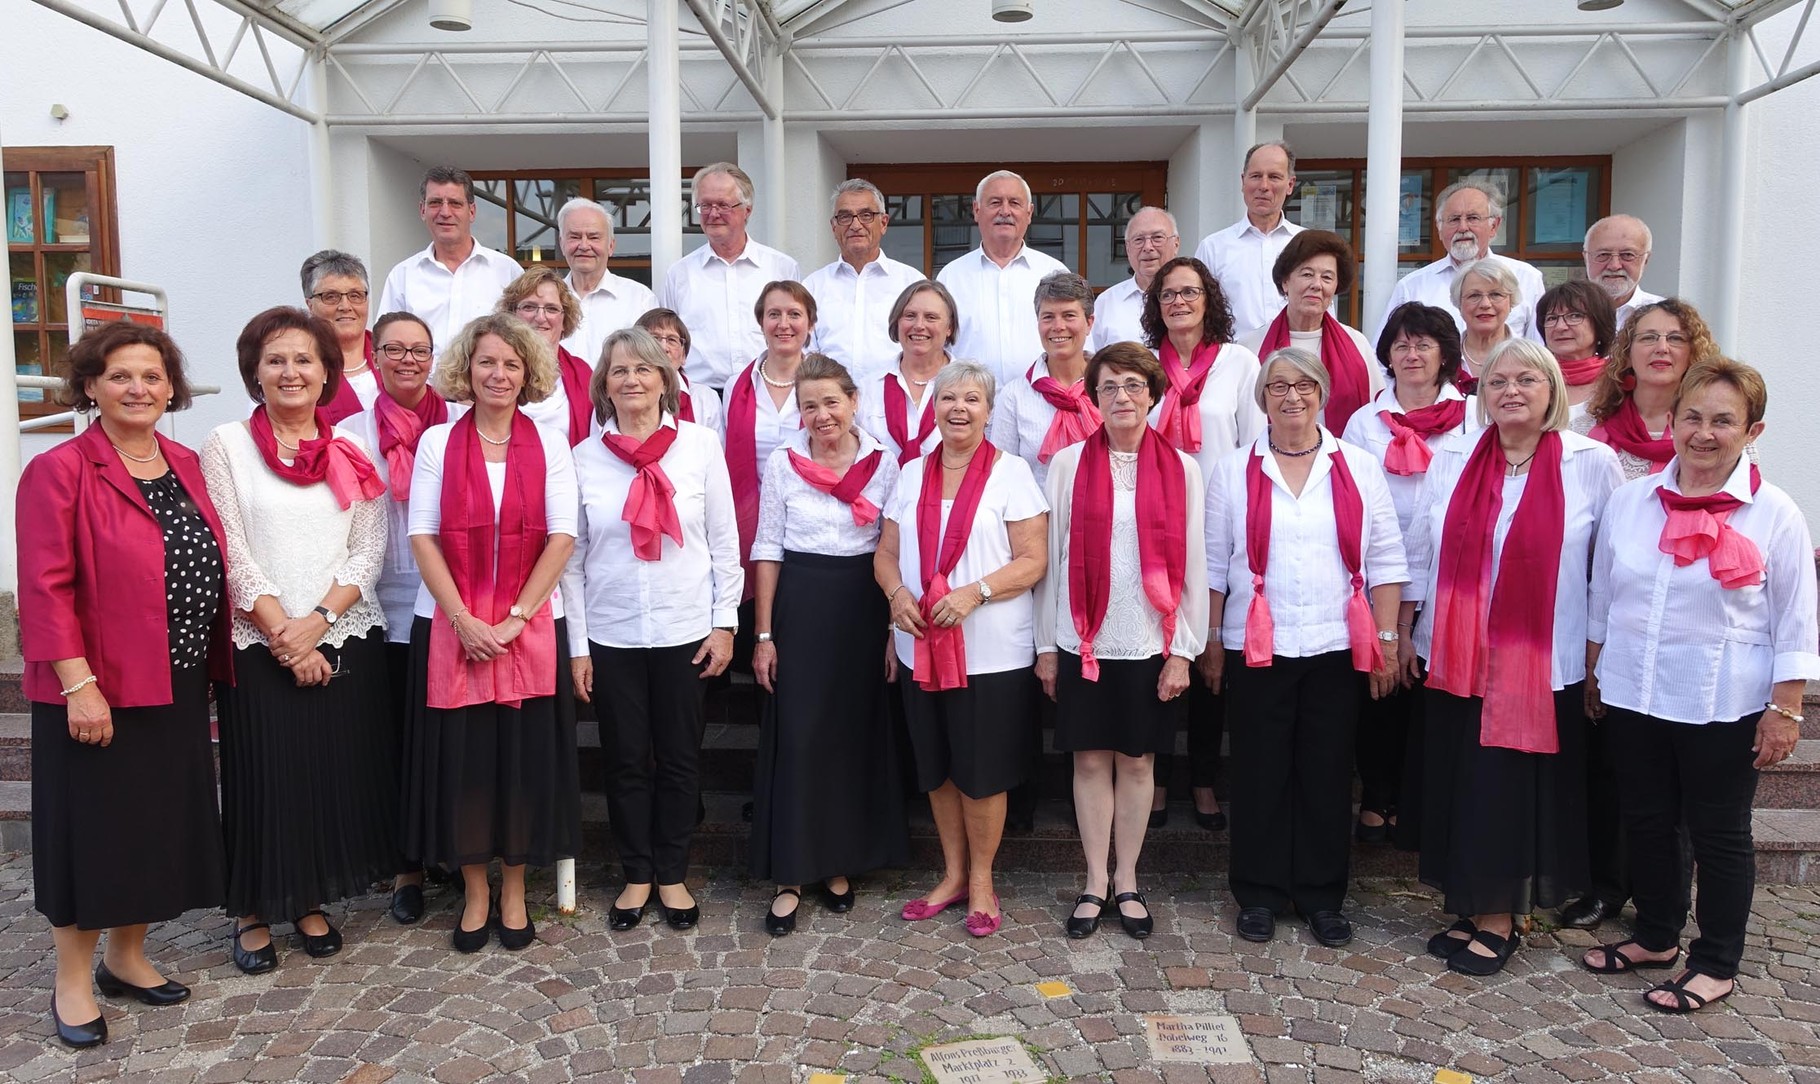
left=429, top=0, right=472, bottom=31
left=992, top=0, right=1034, bottom=23
left=1577, top=0, right=1624, bottom=11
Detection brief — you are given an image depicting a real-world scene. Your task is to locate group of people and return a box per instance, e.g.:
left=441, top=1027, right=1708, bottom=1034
left=19, top=150, right=1813, bottom=1050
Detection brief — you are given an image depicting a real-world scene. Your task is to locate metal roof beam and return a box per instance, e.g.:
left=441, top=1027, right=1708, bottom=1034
left=1241, top=0, right=1343, bottom=111
left=681, top=0, right=779, bottom=118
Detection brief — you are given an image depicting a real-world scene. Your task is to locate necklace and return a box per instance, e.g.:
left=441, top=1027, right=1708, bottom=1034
left=477, top=427, right=511, bottom=446
left=1268, top=437, right=1320, bottom=458
left=109, top=439, right=160, bottom=464
left=941, top=450, right=977, bottom=470
left=758, top=358, right=795, bottom=389
left=1504, top=447, right=1539, bottom=475
left=273, top=434, right=302, bottom=452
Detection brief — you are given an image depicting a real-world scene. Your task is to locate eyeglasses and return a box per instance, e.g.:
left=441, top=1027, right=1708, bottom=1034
left=1462, top=291, right=1510, bottom=306
left=421, top=198, right=469, bottom=212
left=1482, top=375, right=1546, bottom=392
left=1159, top=287, right=1205, bottom=304
left=1441, top=214, right=1491, bottom=229
left=1589, top=249, right=1646, bottom=265
left=832, top=210, right=883, bottom=227
left=694, top=201, right=747, bottom=218
left=647, top=333, right=685, bottom=349
left=309, top=289, right=368, bottom=307
left=1542, top=312, right=1587, bottom=328
left=1263, top=379, right=1320, bottom=398
left=1633, top=332, right=1690, bottom=348
left=514, top=302, right=565, bottom=319
left=1127, top=232, right=1176, bottom=249
left=377, top=343, right=433, bottom=362
left=1096, top=380, right=1149, bottom=400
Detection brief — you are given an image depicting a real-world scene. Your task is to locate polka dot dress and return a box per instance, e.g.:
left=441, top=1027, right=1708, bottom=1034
left=135, top=473, right=225, bottom=670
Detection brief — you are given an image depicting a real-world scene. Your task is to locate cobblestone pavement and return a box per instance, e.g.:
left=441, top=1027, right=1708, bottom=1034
left=2, top=852, right=1818, bottom=1083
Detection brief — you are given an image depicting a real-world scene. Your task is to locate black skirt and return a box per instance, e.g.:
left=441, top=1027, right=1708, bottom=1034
left=219, top=629, right=398, bottom=918
left=402, top=617, right=580, bottom=869
left=32, top=665, right=225, bottom=930
left=1052, top=650, right=1185, bottom=756
left=750, top=552, right=909, bottom=883
left=900, top=665, right=1038, bottom=800
left=1417, top=686, right=1590, bottom=917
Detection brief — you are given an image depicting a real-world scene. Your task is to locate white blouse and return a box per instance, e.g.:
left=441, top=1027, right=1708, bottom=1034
left=1205, top=432, right=1408, bottom=659
left=1144, top=340, right=1267, bottom=483
left=342, top=367, right=380, bottom=411
left=988, top=357, right=1090, bottom=490
left=569, top=415, right=744, bottom=649
left=722, top=361, right=801, bottom=491
left=1034, top=442, right=1210, bottom=661
left=1589, top=455, right=1820, bottom=724
left=405, top=419, right=584, bottom=656
left=857, top=364, right=948, bottom=465
left=1404, top=429, right=1622, bottom=688
left=200, top=419, right=387, bottom=649
left=751, top=427, right=899, bottom=561
left=520, top=372, right=577, bottom=445
left=885, top=451, right=1049, bottom=675
left=1341, top=385, right=1480, bottom=533
left=1235, top=323, right=1385, bottom=430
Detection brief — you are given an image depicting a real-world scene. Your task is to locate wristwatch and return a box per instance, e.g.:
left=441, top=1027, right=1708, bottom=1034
left=977, top=580, right=994, bottom=603
left=756, top=632, right=774, bottom=643
left=1376, top=629, right=1398, bottom=643
left=509, top=605, right=527, bottom=621
left=313, top=605, right=338, bottom=626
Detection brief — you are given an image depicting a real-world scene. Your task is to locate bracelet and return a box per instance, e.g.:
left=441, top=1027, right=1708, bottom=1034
left=448, top=608, right=468, bottom=628
left=60, top=675, right=98, bottom=698
left=1766, top=702, right=1806, bottom=725
left=1396, top=622, right=1413, bottom=629
left=887, top=584, right=910, bottom=603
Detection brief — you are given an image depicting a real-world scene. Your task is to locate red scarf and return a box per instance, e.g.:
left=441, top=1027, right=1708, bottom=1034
left=555, top=346, right=594, bottom=446
left=884, top=374, right=937, bottom=466
left=725, top=359, right=797, bottom=601
left=676, top=373, right=697, bottom=424
left=1589, top=396, right=1672, bottom=473
left=1557, top=354, right=1605, bottom=387
left=787, top=443, right=884, bottom=527
left=1069, top=427, right=1187, bottom=680
left=1260, top=312, right=1372, bottom=434
left=247, top=407, right=385, bottom=510
left=1427, top=428, right=1566, bottom=754
left=913, top=441, right=996, bottom=691
left=1155, top=339, right=1222, bottom=453
left=601, top=422, right=683, bottom=561
left=1379, top=396, right=1467, bottom=476
left=318, top=332, right=374, bottom=425
left=1026, top=361, right=1102, bottom=464
left=1242, top=439, right=1380, bottom=672
left=1657, top=463, right=1765, bottom=589
left=372, top=387, right=449, bottom=500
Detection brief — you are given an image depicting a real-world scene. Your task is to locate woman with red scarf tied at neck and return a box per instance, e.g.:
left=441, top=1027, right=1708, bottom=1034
left=635, top=308, right=724, bottom=437
left=1400, top=338, right=1622, bottom=978
left=987, top=271, right=1102, bottom=492
left=1583, top=359, right=1819, bottom=1014
left=1341, top=303, right=1479, bottom=847
left=1034, top=343, right=1208, bottom=941
left=1237, top=230, right=1381, bottom=434
left=877, top=361, right=1048, bottom=937
left=201, top=308, right=392, bottom=975
left=1538, top=279, right=1617, bottom=427
left=1578, top=299, right=1720, bottom=481
left=404, top=313, right=584, bottom=954
left=496, top=267, right=596, bottom=446
left=1202, top=347, right=1406, bottom=950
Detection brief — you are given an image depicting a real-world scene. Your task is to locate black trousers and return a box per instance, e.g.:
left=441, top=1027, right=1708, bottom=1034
left=1356, top=681, right=1414, bottom=814
left=1607, top=707, right=1759, bottom=980
left=592, top=640, right=707, bottom=884
left=1155, top=677, right=1224, bottom=796
left=1583, top=712, right=1630, bottom=907
left=1225, top=650, right=1360, bottom=915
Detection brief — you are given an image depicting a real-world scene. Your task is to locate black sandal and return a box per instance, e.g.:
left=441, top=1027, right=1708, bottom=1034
left=292, top=909, right=342, bottom=958
left=1646, top=971, right=1736, bottom=1014
left=1426, top=918, right=1477, bottom=960
left=1114, top=891, right=1154, bottom=940
left=1582, top=939, right=1681, bottom=975
left=1065, top=894, right=1106, bottom=939
left=231, top=922, right=277, bottom=975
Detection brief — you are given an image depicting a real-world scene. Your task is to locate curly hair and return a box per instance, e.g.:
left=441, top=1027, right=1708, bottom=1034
left=1584, top=297, right=1721, bottom=424
left=497, top=266, right=582, bottom=341
left=434, top=312, right=559, bottom=405
left=1139, top=257, right=1235, bottom=351
left=62, top=320, right=196, bottom=413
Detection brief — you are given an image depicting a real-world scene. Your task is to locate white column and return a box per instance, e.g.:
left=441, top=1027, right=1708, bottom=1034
left=1361, top=0, right=1406, bottom=336
left=762, top=47, right=786, bottom=253
left=647, top=0, right=684, bottom=283
left=0, top=131, right=20, bottom=599
left=1714, top=29, right=1749, bottom=347
left=309, top=55, right=335, bottom=250
left=1232, top=37, right=1257, bottom=222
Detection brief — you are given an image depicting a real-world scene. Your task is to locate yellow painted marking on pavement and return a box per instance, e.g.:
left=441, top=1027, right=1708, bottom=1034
left=1035, top=981, right=1073, bottom=998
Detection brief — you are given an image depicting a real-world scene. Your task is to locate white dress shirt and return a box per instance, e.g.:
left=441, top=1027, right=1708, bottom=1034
left=377, top=242, right=523, bottom=353
left=936, top=244, right=1071, bottom=386
left=1589, top=455, right=1820, bottom=724
left=886, top=451, right=1049, bottom=675
left=1374, top=252, right=1547, bottom=345
left=568, top=415, right=743, bottom=649
left=1403, top=429, right=1622, bottom=687
left=1340, top=385, right=1480, bottom=533
left=655, top=238, right=799, bottom=390
left=520, top=368, right=578, bottom=447
left=988, top=357, right=1088, bottom=491
left=1194, top=216, right=1306, bottom=334
left=1235, top=323, right=1384, bottom=430
left=751, top=427, right=899, bottom=561
left=1615, top=287, right=1666, bottom=329
left=1034, top=442, right=1209, bottom=661
left=1087, top=277, right=1148, bottom=352
left=1205, top=432, right=1409, bottom=658
left=803, top=253, right=926, bottom=387
left=1145, top=341, right=1267, bottom=484
left=562, top=270, right=658, bottom=368
left=857, top=365, right=946, bottom=465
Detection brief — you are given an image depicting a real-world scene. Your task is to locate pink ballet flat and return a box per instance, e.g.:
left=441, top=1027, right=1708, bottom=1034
left=901, top=891, right=967, bottom=922
left=965, top=895, right=1003, bottom=937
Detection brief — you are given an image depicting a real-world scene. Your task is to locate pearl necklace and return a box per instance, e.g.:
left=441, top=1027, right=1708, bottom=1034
left=110, top=440, right=161, bottom=464
left=758, top=358, right=795, bottom=389
left=477, top=427, right=511, bottom=446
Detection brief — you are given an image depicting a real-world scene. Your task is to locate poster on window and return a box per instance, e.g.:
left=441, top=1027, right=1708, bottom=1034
left=1397, top=175, right=1424, bottom=246
left=1304, top=183, right=1338, bottom=232
left=1532, top=171, right=1588, bottom=246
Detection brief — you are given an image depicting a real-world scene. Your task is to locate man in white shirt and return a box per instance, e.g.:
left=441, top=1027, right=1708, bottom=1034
left=558, top=197, right=657, bottom=367
left=377, top=166, right=523, bottom=351
left=935, top=169, right=1070, bottom=385
left=1377, top=179, right=1547, bottom=344
left=1584, top=214, right=1664, bottom=327
left=802, top=179, right=925, bottom=387
left=1089, top=206, right=1179, bottom=352
left=1193, top=142, right=1305, bottom=335
left=655, top=162, right=799, bottom=390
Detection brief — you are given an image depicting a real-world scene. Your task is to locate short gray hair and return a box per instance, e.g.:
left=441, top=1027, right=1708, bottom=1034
left=1125, top=206, right=1178, bottom=238
left=1435, top=179, right=1505, bottom=226
left=557, top=197, right=615, bottom=242
left=593, top=326, right=681, bottom=424
left=692, top=161, right=754, bottom=206
left=1477, top=337, right=1571, bottom=433
left=1242, top=140, right=1297, bottom=176
left=1033, top=270, right=1094, bottom=315
left=974, top=169, right=1032, bottom=207
left=1584, top=213, right=1653, bottom=255
left=831, top=178, right=885, bottom=213
left=928, top=359, right=997, bottom=413
left=1254, top=347, right=1329, bottom=414
left=300, top=249, right=368, bottom=298
left=1449, top=257, right=1522, bottom=310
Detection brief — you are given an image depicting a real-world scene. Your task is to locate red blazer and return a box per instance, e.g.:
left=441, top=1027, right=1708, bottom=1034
left=17, top=424, right=234, bottom=706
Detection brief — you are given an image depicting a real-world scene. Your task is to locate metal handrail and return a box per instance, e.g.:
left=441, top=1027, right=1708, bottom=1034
left=16, top=375, right=223, bottom=434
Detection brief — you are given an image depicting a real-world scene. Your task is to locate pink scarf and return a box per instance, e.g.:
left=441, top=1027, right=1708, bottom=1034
left=1657, top=464, right=1765, bottom=589
left=1557, top=354, right=1605, bottom=387
left=1026, top=361, right=1101, bottom=464
left=1069, top=427, right=1187, bottom=680
left=247, top=407, right=385, bottom=510
left=913, top=442, right=996, bottom=691
left=725, top=359, right=797, bottom=601
left=372, top=388, right=449, bottom=500
left=1379, top=397, right=1467, bottom=476
left=600, top=423, right=683, bottom=561
left=1590, top=396, right=1673, bottom=473
left=677, top=372, right=698, bottom=425
left=1155, top=339, right=1222, bottom=453
left=554, top=346, right=594, bottom=447
left=1260, top=312, right=1372, bottom=434
left=787, top=444, right=884, bottom=527
left=318, top=332, right=374, bottom=426
left=883, top=375, right=938, bottom=466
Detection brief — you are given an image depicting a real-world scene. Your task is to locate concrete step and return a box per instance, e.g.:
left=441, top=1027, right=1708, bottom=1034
left=1757, top=739, right=1820, bottom=809
left=0, top=714, right=26, bottom=782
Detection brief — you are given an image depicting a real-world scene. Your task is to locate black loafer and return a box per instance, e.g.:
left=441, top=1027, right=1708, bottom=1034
left=1236, top=907, right=1276, bottom=943
left=822, top=880, right=855, bottom=913
left=452, top=907, right=493, bottom=954
left=1307, top=910, right=1354, bottom=948
left=1448, top=928, right=1518, bottom=976
left=94, top=961, right=190, bottom=1006
left=1427, top=918, right=1478, bottom=959
left=51, top=993, right=106, bottom=1049
left=390, top=884, right=425, bottom=925
left=293, top=911, right=342, bottom=959
left=1557, top=895, right=1613, bottom=930
left=1115, top=891, right=1154, bottom=940
left=608, top=901, right=648, bottom=931
left=1195, top=809, right=1228, bottom=832
left=231, top=922, right=277, bottom=976
left=497, top=914, right=536, bottom=951
left=765, top=889, right=800, bottom=937
left=1065, top=894, right=1106, bottom=939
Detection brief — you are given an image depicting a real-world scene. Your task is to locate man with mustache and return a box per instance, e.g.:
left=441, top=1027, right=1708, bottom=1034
left=377, top=166, right=523, bottom=354
left=1583, top=214, right=1662, bottom=328
left=936, top=169, right=1070, bottom=386
left=558, top=197, right=656, bottom=367
left=1193, top=141, right=1304, bottom=335
left=1089, top=206, right=1180, bottom=351
left=802, top=179, right=924, bottom=386
left=1377, top=180, right=1546, bottom=345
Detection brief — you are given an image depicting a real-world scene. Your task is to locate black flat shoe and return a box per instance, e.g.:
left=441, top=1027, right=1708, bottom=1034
left=1427, top=918, right=1478, bottom=960
left=822, top=880, right=855, bottom=913
left=231, top=922, right=277, bottom=976
left=1557, top=895, right=1614, bottom=930
left=1147, top=808, right=1169, bottom=829
left=390, top=884, right=425, bottom=925
left=51, top=993, right=106, bottom=1049
left=608, top=901, right=648, bottom=931
left=1306, top=910, right=1353, bottom=948
left=1065, top=894, right=1106, bottom=939
left=661, top=897, right=700, bottom=930
left=292, top=911, right=342, bottom=959
left=1195, top=809, right=1227, bottom=832
left=1355, top=817, right=1389, bottom=844
left=452, top=906, right=494, bottom=954
left=497, top=913, right=536, bottom=951
left=1236, top=907, right=1275, bottom=943
left=94, top=961, right=190, bottom=1006
left=765, top=888, right=800, bottom=937
left=1447, top=929, right=1517, bottom=976
left=1115, top=892, right=1154, bottom=940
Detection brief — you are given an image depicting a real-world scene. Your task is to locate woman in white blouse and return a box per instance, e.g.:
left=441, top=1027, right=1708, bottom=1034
left=987, top=271, right=1100, bottom=491
left=1035, top=342, right=1207, bottom=940
left=635, top=308, right=723, bottom=437
left=857, top=280, right=960, bottom=466
left=570, top=327, right=741, bottom=933
left=1583, top=358, right=1818, bottom=1013
left=202, top=307, right=392, bottom=974
left=1202, top=347, right=1406, bottom=950
left=404, top=312, right=582, bottom=955
left=876, top=361, right=1048, bottom=937
left=1237, top=231, right=1381, bottom=434
left=749, top=354, right=908, bottom=936
left=1401, top=338, right=1622, bottom=977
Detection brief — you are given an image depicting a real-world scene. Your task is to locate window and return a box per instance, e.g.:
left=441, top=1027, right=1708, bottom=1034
left=466, top=169, right=708, bottom=286
left=8, top=146, right=120, bottom=418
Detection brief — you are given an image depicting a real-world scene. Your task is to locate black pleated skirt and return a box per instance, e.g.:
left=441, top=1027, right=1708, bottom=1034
left=32, top=665, right=225, bottom=930
left=402, top=617, right=580, bottom=869
left=901, top=664, right=1038, bottom=800
left=1053, top=650, right=1185, bottom=756
left=749, top=552, right=909, bottom=883
left=1417, top=686, right=1590, bottom=917
left=219, top=629, right=398, bottom=918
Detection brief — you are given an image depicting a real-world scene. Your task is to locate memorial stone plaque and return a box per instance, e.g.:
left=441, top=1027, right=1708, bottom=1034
left=920, top=1036, right=1046, bottom=1083
left=1143, top=1013, right=1253, bottom=1064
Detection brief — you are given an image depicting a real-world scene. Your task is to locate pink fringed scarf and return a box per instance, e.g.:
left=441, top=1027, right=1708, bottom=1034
left=1155, top=339, right=1222, bottom=453
left=787, top=444, right=883, bottom=526
left=1590, top=396, right=1673, bottom=473
left=1657, top=464, right=1765, bottom=589
left=372, top=388, right=449, bottom=500
left=1068, top=427, right=1187, bottom=680
left=248, top=407, right=385, bottom=510
left=1026, top=361, right=1101, bottom=464
left=883, top=375, right=938, bottom=466
left=913, top=441, right=996, bottom=691
left=1379, top=398, right=1467, bottom=476
left=600, top=423, right=683, bottom=561
left=1260, top=312, right=1372, bottom=434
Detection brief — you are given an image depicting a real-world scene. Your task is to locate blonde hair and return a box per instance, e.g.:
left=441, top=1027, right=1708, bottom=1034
left=434, top=313, right=558, bottom=405
left=1475, top=338, right=1571, bottom=432
left=497, top=266, right=582, bottom=340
